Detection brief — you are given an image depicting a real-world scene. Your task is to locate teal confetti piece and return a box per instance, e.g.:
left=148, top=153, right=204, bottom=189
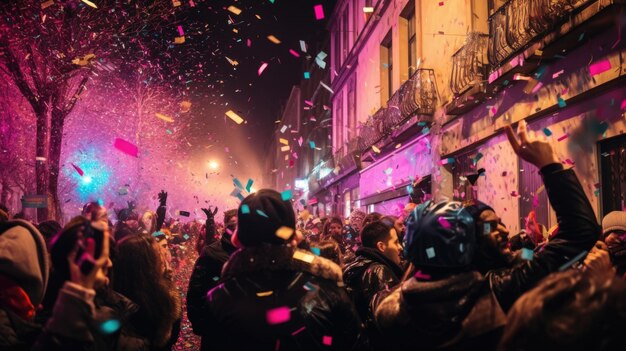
left=578, top=32, right=585, bottom=41
left=557, top=96, right=566, bottom=108
left=183, top=234, right=190, bottom=240
left=256, top=209, right=269, bottom=218
left=212, top=276, right=219, bottom=281
left=309, top=141, right=316, bottom=149
left=421, top=127, right=430, bottom=134
left=304, top=72, right=310, bottom=79
left=281, top=190, right=293, bottom=201
left=311, top=247, right=321, bottom=256
left=245, top=179, right=254, bottom=192
left=543, top=127, right=553, bottom=136
left=166, top=129, right=173, bottom=134
left=241, top=204, right=250, bottom=214
left=558, top=251, right=588, bottom=271
left=521, top=248, right=534, bottom=261
left=417, top=121, right=427, bottom=126
left=236, top=193, right=245, bottom=201
left=100, top=319, right=121, bottom=335
left=233, top=178, right=244, bottom=190
left=503, top=80, right=509, bottom=86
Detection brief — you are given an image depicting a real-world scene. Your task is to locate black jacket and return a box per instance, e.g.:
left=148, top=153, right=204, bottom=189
left=199, top=245, right=364, bottom=350
left=186, top=234, right=237, bottom=336
left=343, top=247, right=404, bottom=324
left=375, top=164, right=600, bottom=350
left=0, top=307, right=41, bottom=351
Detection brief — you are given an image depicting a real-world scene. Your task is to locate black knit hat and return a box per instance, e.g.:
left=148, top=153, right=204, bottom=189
left=237, top=189, right=296, bottom=247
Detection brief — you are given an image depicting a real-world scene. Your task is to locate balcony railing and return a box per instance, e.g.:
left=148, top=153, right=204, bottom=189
left=488, top=0, right=593, bottom=67
left=450, top=33, right=489, bottom=95
left=356, top=69, right=437, bottom=155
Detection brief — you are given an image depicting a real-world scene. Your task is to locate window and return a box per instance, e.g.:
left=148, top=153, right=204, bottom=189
left=404, top=2, right=417, bottom=76
left=344, top=191, right=351, bottom=219
left=347, top=77, right=356, bottom=141
left=381, top=31, right=393, bottom=103
left=333, top=28, right=341, bottom=72
left=599, top=134, right=626, bottom=216
left=353, top=0, right=360, bottom=41
left=334, top=96, right=343, bottom=153
left=342, top=7, right=349, bottom=63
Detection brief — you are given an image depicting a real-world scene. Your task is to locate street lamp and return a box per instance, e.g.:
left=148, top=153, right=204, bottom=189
left=209, top=160, right=219, bottom=170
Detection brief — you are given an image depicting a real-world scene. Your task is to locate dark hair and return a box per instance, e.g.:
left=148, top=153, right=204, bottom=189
left=37, top=220, right=62, bottom=246
left=224, top=209, right=238, bottom=225
left=360, top=221, right=393, bottom=249
left=362, top=212, right=383, bottom=230
left=380, top=215, right=398, bottom=228
left=112, top=235, right=180, bottom=347
left=311, top=239, right=342, bottom=266
left=323, top=216, right=343, bottom=236
left=499, top=269, right=626, bottom=351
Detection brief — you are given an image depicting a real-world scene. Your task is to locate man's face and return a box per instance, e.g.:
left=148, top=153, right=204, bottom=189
left=381, top=228, right=403, bottom=266
left=479, top=210, right=510, bottom=255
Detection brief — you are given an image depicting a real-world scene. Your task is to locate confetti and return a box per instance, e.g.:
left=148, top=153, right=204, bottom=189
left=542, top=127, right=553, bottom=136
left=227, top=5, right=242, bottom=15
left=313, top=4, right=325, bottom=20
left=81, top=0, right=97, bottom=9
left=258, top=62, right=269, bottom=76
left=266, top=306, right=291, bottom=325
left=322, top=336, right=332, bottom=346
left=281, top=189, right=292, bottom=201
left=275, top=226, right=294, bottom=240
left=174, top=36, right=185, bottom=44
left=589, top=59, right=612, bottom=76
left=113, top=138, right=138, bottom=157
left=557, top=96, right=566, bottom=108
left=177, top=25, right=184, bottom=36
left=558, top=251, right=588, bottom=271
left=289, top=49, right=300, bottom=58
left=241, top=204, right=250, bottom=214
left=309, top=141, right=316, bottom=149
left=256, top=291, right=273, bottom=297
left=438, top=217, right=451, bottom=229
left=256, top=209, right=269, bottom=218
left=291, top=326, right=306, bottom=336
left=372, top=145, right=381, bottom=153
left=245, top=179, right=254, bottom=192
left=100, top=319, right=120, bottom=334
left=426, top=247, right=436, bottom=259
left=293, top=250, right=315, bottom=263
left=267, top=35, right=281, bottom=44
left=521, top=248, right=534, bottom=261
left=71, top=163, right=84, bottom=176
left=225, top=110, right=245, bottom=124
left=363, top=7, right=374, bottom=13
left=155, top=113, right=174, bottom=122
left=557, top=133, right=569, bottom=142
left=311, top=247, right=321, bottom=255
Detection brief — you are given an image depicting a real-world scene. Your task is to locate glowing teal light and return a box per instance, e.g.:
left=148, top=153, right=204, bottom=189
left=100, top=319, right=121, bottom=334
left=66, top=149, right=111, bottom=201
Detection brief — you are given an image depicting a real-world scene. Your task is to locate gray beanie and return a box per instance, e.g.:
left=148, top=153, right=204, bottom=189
left=0, top=220, right=50, bottom=306
left=602, top=211, right=626, bottom=236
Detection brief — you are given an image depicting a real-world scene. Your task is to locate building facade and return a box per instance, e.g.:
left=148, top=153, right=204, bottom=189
left=320, top=0, right=626, bottom=231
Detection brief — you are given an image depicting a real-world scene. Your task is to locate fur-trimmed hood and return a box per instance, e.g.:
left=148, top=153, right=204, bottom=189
left=222, top=245, right=343, bottom=284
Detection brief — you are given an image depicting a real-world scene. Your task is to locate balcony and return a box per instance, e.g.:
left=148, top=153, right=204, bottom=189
left=446, top=33, right=490, bottom=115
left=359, top=69, right=437, bottom=159
left=487, top=0, right=624, bottom=85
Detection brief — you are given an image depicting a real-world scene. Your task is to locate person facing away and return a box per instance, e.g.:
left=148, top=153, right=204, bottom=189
left=112, top=235, right=182, bottom=351
left=498, top=269, right=626, bottom=351
left=186, top=207, right=238, bottom=343
left=199, top=189, right=363, bottom=350
left=584, top=211, right=626, bottom=278
left=374, top=120, right=600, bottom=350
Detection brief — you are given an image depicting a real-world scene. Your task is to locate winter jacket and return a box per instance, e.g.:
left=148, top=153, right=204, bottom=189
left=343, top=247, right=404, bottom=324
left=199, top=245, right=364, bottom=350
left=186, top=234, right=237, bottom=336
left=375, top=164, right=599, bottom=350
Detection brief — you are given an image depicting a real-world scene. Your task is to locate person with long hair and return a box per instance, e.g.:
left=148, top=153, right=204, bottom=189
left=113, top=235, right=182, bottom=350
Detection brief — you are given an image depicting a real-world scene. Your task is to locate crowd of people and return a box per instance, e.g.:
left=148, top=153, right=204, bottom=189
left=2, top=121, right=626, bottom=350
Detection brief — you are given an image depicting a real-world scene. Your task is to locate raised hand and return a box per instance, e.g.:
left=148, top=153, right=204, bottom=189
left=202, top=207, right=219, bottom=219
left=158, top=190, right=168, bottom=206
left=505, top=120, right=559, bottom=169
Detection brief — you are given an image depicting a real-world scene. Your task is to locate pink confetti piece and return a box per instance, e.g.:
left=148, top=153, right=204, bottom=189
left=258, top=62, right=269, bottom=76
left=438, top=217, right=451, bottom=229
left=589, top=59, right=611, bottom=76
left=438, top=1, right=445, bottom=5
left=247, top=39, right=252, bottom=47
left=71, top=163, right=84, bottom=176
left=113, top=138, right=138, bottom=158
left=322, top=336, right=332, bottom=346
left=289, top=49, right=300, bottom=57
left=313, top=4, right=324, bottom=20
left=177, top=25, right=184, bottom=36
left=266, top=306, right=291, bottom=325
left=291, top=326, right=306, bottom=336
left=620, top=99, right=626, bottom=110
left=557, top=133, right=569, bottom=142
left=564, top=159, right=575, bottom=165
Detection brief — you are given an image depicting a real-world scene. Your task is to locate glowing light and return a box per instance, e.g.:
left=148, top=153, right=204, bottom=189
left=82, top=175, right=93, bottom=184
left=208, top=160, right=219, bottom=170
left=66, top=148, right=111, bottom=201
